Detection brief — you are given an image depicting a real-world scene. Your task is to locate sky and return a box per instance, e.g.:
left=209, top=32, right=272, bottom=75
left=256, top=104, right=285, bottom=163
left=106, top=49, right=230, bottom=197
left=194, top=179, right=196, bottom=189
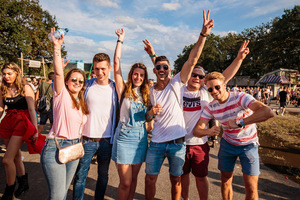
left=39, top=0, right=298, bottom=79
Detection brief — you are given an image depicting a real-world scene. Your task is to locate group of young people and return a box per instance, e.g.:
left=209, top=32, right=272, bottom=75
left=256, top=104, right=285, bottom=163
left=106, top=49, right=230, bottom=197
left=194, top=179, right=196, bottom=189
left=0, top=9, right=275, bottom=200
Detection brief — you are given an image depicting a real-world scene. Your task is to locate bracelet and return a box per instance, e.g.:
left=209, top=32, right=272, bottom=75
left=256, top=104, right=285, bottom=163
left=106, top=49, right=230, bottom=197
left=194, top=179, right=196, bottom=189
left=117, top=40, right=123, bottom=44
left=146, top=112, right=154, bottom=120
left=200, top=33, right=208, bottom=37
left=150, top=54, right=156, bottom=58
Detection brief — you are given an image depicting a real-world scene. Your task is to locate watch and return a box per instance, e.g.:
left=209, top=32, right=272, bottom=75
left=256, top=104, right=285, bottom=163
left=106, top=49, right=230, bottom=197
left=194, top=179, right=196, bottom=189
left=236, top=119, right=245, bottom=128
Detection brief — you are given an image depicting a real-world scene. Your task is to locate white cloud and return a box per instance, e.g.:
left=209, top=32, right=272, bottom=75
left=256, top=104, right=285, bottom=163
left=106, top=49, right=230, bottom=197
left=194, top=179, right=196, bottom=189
left=88, top=0, right=119, bottom=8
left=162, top=3, right=181, bottom=11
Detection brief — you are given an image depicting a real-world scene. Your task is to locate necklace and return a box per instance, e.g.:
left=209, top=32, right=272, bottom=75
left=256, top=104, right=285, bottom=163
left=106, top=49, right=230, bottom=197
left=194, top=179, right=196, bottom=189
left=76, top=97, right=79, bottom=101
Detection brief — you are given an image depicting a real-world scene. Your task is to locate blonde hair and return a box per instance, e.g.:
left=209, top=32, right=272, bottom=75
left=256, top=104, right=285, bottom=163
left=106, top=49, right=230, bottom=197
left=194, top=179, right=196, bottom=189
left=1, top=62, right=26, bottom=99
left=124, top=63, right=150, bottom=106
left=205, top=72, right=225, bottom=84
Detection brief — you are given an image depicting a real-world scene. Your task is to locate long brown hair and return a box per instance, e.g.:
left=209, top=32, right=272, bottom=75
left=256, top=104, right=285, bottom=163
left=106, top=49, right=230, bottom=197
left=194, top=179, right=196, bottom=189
left=64, top=68, right=89, bottom=115
left=124, top=63, right=150, bottom=106
left=1, top=62, right=26, bottom=99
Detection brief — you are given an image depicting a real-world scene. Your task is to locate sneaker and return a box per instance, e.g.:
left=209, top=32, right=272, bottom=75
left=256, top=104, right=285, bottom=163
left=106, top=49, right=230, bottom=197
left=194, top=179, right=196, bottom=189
left=276, top=110, right=279, bottom=115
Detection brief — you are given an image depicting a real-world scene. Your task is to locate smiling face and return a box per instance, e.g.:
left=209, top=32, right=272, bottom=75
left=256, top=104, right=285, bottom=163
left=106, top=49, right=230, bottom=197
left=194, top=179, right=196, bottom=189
left=132, top=68, right=145, bottom=87
left=206, top=79, right=228, bottom=103
left=153, top=60, right=170, bottom=81
left=65, top=72, right=84, bottom=94
left=93, top=61, right=111, bottom=85
left=187, top=68, right=205, bottom=91
left=2, top=68, right=17, bottom=85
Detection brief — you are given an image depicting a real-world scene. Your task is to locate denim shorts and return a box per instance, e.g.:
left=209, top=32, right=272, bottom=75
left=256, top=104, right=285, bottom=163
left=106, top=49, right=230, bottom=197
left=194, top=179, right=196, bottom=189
left=145, top=141, right=186, bottom=177
left=40, top=111, right=53, bottom=125
left=218, top=138, right=260, bottom=176
left=112, top=122, right=148, bottom=164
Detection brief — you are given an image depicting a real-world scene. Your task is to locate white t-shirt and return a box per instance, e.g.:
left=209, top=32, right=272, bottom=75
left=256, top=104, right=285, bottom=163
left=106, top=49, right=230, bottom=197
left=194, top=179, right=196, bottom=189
left=150, top=73, right=186, bottom=143
left=120, top=87, right=143, bottom=124
left=83, top=81, right=114, bottom=138
left=183, top=86, right=212, bottom=145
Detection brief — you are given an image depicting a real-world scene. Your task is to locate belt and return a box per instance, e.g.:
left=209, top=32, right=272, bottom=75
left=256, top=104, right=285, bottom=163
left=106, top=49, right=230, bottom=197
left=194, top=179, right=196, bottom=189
left=164, top=137, right=185, bottom=144
left=82, top=136, right=110, bottom=142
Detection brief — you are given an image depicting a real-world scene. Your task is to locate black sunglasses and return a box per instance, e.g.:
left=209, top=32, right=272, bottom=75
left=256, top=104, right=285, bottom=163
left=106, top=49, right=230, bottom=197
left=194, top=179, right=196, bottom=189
left=155, top=64, right=169, bottom=71
left=207, top=85, right=221, bottom=92
left=191, top=73, right=205, bottom=79
left=71, top=78, right=84, bottom=84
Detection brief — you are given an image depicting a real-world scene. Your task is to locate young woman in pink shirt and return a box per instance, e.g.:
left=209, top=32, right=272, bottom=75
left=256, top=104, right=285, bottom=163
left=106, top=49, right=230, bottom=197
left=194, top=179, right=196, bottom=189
left=40, top=28, right=89, bottom=200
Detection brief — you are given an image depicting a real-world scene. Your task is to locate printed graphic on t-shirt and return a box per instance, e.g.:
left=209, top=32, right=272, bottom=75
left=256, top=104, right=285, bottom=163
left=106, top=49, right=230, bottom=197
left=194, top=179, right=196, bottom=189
left=183, top=96, right=201, bottom=111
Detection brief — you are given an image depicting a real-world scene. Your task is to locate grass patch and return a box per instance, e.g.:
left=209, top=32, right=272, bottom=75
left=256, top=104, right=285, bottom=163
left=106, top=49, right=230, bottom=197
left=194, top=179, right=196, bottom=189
left=257, top=114, right=300, bottom=150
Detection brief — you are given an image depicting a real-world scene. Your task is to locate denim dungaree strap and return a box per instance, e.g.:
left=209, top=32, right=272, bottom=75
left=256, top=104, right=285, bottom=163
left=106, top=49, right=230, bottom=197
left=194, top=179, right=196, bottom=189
left=126, top=98, right=147, bottom=127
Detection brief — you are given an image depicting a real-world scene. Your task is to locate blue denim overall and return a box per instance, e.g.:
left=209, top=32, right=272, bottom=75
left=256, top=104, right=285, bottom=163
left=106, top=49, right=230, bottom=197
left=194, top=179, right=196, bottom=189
left=112, top=99, right=148, bottom=164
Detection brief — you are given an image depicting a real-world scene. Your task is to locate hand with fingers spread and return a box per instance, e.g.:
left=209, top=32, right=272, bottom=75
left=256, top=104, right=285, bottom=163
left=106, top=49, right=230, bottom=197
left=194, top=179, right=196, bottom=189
left=148, top=104, right=163, bottom=117
left=50, top=27, right=64, bottom=48
left=143, top=39, right=155, bottom=56
left=115, top=28, right=125, bottom=42
left=201, top=10, right=214, bottom=36
left=237, top=40, right=250, bottom=60
left=62, top=58, right=70, bottom=68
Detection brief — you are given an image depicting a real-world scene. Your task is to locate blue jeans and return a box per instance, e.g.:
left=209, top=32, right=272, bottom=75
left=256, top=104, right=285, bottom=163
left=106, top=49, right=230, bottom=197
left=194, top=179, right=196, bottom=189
left=145, top=141, right=186, bottom=177
left=41, top=138, right=80, bottom=200
left=218, top=138, right=260, bottom=175
left=73, top=138, right=112, bottom=200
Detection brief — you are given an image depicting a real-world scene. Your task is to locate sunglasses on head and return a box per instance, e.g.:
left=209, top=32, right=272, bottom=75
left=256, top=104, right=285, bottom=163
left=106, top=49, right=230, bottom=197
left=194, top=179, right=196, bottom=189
left=71, top=78, right=84, bottom=84
left=191, top=73, right=205, bottom=79
left=207, top=85, right=221, bottom=92
left=155, top=64, right=169, bottom=71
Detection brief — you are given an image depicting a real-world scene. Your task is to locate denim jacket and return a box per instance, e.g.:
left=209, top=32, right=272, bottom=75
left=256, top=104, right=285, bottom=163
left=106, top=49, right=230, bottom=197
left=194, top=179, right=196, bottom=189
left=84, top=78, right=119, bottom=144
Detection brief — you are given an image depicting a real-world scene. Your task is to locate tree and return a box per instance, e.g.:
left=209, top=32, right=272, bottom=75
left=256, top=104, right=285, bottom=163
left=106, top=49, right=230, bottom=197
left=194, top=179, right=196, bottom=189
left=174, top=5, right=300, bottom=79
left=0, top=0, right=67, bottom=76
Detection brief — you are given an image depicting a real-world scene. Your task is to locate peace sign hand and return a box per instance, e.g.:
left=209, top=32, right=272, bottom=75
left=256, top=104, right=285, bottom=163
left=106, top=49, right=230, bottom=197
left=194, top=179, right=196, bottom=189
left=237, top=40, right=250, bottom=60
left=201, top=10, right=214, bottom=36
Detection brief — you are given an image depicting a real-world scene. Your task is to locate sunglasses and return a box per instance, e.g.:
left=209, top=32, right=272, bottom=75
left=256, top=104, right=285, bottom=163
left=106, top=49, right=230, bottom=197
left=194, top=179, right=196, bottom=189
left=207, top=85, right=221, bottom=92
left=155, top=64, right=169, bottom=71
left=191, top=73, right=205, bottom=79
left=71, top=78, right=84, bottom=84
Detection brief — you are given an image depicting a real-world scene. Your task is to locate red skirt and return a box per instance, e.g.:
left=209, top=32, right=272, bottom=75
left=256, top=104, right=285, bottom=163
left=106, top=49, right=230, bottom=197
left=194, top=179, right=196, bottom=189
left=0, top=109, right=33, bottom=138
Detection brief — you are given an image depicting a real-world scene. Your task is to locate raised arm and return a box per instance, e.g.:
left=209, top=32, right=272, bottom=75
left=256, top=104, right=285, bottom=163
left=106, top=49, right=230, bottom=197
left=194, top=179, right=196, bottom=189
left=113, top=28, right=126, bottom=101
left=223, top=40, right=250, bottom=83
left=51, top=27, right=65, bottom=95
left=180, top=10, right=214, bottom=83
left=143, top=39, right=156, bottom=66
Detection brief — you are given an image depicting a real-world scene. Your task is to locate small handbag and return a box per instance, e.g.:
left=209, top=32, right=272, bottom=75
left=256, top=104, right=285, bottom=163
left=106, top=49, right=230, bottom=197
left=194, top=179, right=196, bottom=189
left=53, top=115, right=85, bottom=164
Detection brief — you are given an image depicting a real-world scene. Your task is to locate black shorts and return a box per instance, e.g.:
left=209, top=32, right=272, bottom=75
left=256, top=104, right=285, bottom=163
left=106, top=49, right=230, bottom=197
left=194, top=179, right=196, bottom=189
left=280, top=102, right=287, bottom=108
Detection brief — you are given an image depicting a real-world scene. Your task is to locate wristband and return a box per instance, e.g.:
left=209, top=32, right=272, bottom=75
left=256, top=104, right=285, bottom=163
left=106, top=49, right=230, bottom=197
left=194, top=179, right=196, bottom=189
left=200, top=33, right=208, bottom=37
left=117, top=40, right=123, bottom=44
left=236, top=119, right=245, bottom=128
left=240, top=119, right=245, bottom=128
left=150, top=54, right=156, bottom=58
left=146, top=112, right=154, bottom=120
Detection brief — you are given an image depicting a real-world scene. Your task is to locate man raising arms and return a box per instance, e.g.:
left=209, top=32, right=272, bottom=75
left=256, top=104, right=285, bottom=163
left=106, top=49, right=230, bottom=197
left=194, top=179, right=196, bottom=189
left=143, top=10, right=214, bottom=200
left=194, top=72, right=274, bottom=200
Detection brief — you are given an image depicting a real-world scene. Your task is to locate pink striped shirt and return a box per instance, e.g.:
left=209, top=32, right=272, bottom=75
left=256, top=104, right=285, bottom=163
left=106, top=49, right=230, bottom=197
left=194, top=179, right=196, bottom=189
left=201, top=92, right=257, bottom=146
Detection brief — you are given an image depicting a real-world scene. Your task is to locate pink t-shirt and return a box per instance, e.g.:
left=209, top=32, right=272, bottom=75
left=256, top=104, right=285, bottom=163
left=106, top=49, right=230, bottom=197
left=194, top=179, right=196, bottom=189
left=48, top=85, right=86, bottom=139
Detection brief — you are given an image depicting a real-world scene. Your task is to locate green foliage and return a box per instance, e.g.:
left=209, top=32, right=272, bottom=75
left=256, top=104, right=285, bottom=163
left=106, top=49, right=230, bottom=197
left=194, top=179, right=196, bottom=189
left=0, top=0, right=67, bottom=77
left=174, top=5, right=300, bottom=79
